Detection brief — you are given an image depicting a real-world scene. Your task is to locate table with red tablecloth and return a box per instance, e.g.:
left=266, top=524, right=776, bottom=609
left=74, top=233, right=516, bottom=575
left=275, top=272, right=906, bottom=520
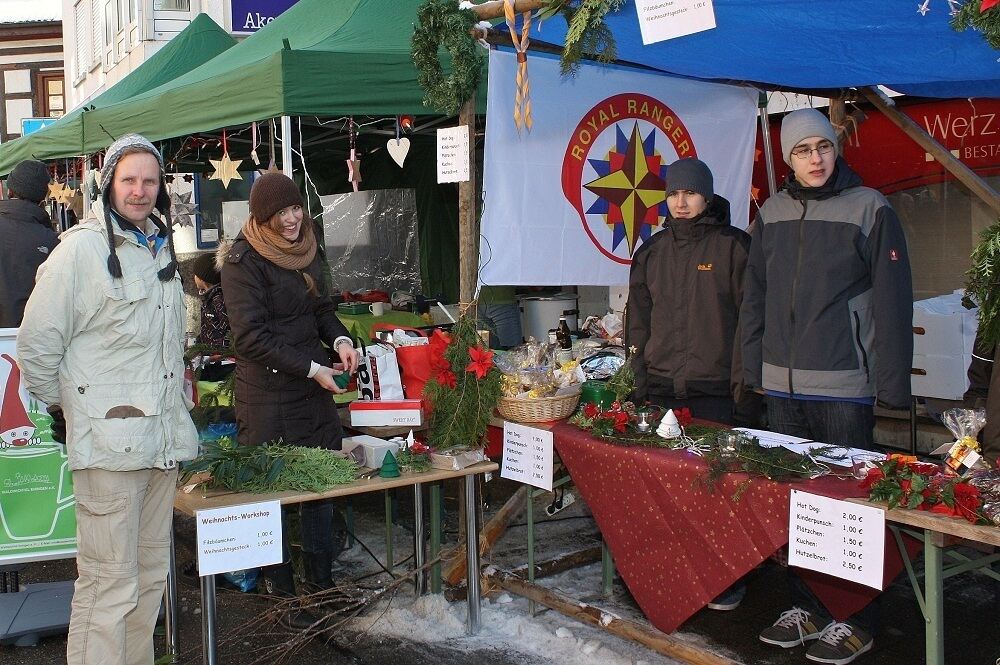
left=551, top=421, right=919, bottom=634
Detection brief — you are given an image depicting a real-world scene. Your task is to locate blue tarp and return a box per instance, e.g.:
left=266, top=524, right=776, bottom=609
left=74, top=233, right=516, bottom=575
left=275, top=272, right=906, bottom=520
left=529, top=1, right=1000, bottom=98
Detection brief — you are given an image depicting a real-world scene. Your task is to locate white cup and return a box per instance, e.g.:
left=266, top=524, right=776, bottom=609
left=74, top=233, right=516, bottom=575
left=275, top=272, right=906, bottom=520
left=368, top=301, right=387, bottom=316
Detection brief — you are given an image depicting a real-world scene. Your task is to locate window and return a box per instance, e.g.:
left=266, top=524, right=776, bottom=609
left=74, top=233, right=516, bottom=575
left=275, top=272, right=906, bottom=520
left=154, top=0, right=190, bottom=9
left=90, top=0, right=101, bottom=67
left=104, top=0, right=113, bottom=68
left=38, top=73, right=65, bottom=118
left=73, top=0, right=90, bottom=80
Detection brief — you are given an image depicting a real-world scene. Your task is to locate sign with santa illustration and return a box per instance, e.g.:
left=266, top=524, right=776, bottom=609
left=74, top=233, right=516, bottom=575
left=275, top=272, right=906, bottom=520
left=0, top=329, right=76, bottom=565
left=480, top=50, right=757, bottom=286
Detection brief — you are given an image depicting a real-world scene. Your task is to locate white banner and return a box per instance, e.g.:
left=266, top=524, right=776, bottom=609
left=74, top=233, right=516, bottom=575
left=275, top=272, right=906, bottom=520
left=480, top=50, right=758, bottom=286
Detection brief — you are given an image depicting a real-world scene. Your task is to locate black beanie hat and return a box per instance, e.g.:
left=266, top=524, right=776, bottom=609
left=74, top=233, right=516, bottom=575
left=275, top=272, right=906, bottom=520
left=664, top=158, right=714, bottom=202
left=249, top=172, right=303, bottom=223
left=192, top=252, right=221, bottom=286
left=7, top=160, right=51, bottom=203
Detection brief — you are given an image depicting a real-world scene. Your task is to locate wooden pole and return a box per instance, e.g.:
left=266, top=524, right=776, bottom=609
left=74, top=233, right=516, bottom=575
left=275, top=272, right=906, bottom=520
left=470, top=0, right=548, bottom=20
left=487, top=570, right=743, bottom=665
left=458, top=97, right=478, bottom=308
left=860, top=86, right=1000, bottom=216
left=446, top=546, right=602, bottom=602
left=443, top=484, right=529, bottom=585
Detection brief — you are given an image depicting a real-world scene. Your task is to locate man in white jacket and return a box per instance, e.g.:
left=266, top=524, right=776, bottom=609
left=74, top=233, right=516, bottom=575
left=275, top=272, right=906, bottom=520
left=17, top=134, right=197, bottom=665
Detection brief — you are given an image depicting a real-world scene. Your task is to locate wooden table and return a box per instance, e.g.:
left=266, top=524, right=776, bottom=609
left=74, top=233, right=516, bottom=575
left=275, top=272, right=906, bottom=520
left=167, top=461, right=498, bottom=665
left=845, top=498, right=1000, bottom=665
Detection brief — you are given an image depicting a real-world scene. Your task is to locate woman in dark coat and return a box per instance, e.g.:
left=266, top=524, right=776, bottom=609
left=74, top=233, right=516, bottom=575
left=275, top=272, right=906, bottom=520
left=221, top=172, right=358, bottom=595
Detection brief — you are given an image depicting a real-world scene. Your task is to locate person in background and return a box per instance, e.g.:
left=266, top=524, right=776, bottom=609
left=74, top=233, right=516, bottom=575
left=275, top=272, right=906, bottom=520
left=18, top=134, right=196, bottom=665
left=478, top=285, right=523, bottom=349
left=0, top=159, right=58, bottom=327
left=741, top=108, right=913, bottom=664
left=192, top=251, right=230, bottom=349
left=221, top=172, right=358, bottom=610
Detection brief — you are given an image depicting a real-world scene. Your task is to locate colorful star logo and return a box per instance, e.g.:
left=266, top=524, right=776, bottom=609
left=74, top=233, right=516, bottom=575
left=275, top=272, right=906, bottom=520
left=583, top=122, right=667, bottom=255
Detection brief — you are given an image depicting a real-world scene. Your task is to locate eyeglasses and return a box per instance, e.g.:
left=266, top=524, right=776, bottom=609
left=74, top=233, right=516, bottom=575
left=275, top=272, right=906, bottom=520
left=790, top=141, right=835, bottom=160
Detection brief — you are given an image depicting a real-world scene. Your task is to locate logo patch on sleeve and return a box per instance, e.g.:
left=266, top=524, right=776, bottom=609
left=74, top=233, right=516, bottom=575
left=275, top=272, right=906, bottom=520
left=697, top=263, right=713, bottom=271
left=889, top=249, right=899, bottom=261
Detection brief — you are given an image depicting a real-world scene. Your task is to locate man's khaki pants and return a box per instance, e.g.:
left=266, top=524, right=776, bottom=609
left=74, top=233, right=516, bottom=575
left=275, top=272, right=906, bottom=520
left=67, top=467, right=177, bottom=665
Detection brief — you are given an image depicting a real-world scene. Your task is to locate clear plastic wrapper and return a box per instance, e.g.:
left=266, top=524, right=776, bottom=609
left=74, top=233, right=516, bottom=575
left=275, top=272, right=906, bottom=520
left=939, top=408, right=991, bottom=475
left=967, top=469, right=1000, bottom=526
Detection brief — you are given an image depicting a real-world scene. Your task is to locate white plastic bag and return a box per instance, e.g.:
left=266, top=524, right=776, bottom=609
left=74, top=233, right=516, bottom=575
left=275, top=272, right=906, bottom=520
left=356, top=342, right=404, bottom=401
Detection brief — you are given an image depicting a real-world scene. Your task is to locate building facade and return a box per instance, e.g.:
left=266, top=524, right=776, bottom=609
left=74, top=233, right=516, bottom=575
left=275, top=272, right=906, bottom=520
left=0, top=20, right=64, bottom=144
left=63, top=0, right=295, bottom=112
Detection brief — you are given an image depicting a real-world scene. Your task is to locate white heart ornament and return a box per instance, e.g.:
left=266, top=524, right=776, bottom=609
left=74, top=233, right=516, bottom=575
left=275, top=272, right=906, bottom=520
left=387, top=137, right=410, bottom=167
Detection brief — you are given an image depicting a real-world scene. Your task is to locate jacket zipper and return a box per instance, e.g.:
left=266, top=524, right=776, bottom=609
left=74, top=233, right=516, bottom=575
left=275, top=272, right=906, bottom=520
left=788, top=201, right=808, bottom=394
left=853, top=311, right=870, bottom=379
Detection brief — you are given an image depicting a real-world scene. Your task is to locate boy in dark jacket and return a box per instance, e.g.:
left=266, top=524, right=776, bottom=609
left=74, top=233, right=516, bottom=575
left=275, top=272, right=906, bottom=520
left=743, top=108, right=913, bottom=664
left=0, top=159, right=58, bottom=327
left=627, top=158, right=749, bottom=424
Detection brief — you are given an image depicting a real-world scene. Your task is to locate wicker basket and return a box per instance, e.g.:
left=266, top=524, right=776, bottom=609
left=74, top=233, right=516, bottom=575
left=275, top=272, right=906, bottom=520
left=497, top=390, right=582, bottom=423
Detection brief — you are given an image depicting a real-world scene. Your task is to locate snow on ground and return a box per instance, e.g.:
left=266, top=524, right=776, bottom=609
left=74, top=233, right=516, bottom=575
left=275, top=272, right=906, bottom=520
left=331, top=486, right=737, bottom=665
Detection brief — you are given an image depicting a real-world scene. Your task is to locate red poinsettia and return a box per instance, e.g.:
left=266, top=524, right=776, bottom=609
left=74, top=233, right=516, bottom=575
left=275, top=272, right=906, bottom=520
left=674, top=407, right=693, bottom=428
left=466, top=346, right=494, bottom=380
left=437, top=369, right=457, bottom=389
left=982, top=0, right=1000, bottom=13
left=612, top=410, right=629, bottom=433
left=583, top=402, right=600, bottom=419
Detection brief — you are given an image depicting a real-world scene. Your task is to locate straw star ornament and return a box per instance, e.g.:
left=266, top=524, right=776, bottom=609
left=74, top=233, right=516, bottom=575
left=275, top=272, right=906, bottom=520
left=209, top=152, right=243, bottom=189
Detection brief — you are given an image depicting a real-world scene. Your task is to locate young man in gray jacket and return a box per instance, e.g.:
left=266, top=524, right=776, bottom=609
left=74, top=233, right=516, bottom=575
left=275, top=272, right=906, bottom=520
left=741, top=108, right=913, bottom=664
left=18, top=134, right=197, bottom=665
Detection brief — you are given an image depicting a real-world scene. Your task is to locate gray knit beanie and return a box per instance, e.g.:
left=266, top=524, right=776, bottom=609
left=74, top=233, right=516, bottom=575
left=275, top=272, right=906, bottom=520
left=7, top=159, right=51, bottom=203
left=780, top=108, right=839, bottom=165
left=664, top=158, right=713, bottom=201
left=99, top=133, right=177, bottom=281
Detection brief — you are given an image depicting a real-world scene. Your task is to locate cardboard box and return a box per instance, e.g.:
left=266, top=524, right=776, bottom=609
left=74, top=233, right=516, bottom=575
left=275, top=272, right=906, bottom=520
left=911, top=353, right=969, bottom=401
left=348, top=399, right=424, bottom=427
left=341, top=435, right=399, bottom=469
left=912, top=292, right=978, bottom=359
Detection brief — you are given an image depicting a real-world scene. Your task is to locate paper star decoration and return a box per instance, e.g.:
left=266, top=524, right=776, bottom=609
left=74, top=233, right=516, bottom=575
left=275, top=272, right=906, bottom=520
left=583, top=122, right=667, bottom=254
left=46, top=181, right=65, bottom=202
left=182, top=174, right=194, bottom=183
left=209, top=151, right=243, bottom=189
left=56, top=185, right=78, bottom=206
left=169, top=190, right=198, bottom=227
left=917, top=1, right=930, bottom=16
left=346, top=148, right=361, bottom=192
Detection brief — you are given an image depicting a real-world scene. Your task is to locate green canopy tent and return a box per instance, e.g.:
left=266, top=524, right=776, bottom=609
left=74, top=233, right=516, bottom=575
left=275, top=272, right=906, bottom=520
left=0, top=13, right=236, bottom=175
left=78, top=0, right=487, bottom=145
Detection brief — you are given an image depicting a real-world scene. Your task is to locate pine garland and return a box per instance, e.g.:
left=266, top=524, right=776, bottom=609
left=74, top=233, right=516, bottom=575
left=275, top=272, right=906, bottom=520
left=540, top=0, right=624, bottom=76
left=951, top=0, right=1000, bottom=50
left=965, top=221, right=1000, bottom=349
left=412, top=0, right=484, bottom=115
left=424, top=317, right=503, bottom=451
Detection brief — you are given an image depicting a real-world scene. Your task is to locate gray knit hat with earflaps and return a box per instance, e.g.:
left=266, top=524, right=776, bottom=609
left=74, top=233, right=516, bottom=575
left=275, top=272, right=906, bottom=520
left=99, top=133, right=178, bottom=281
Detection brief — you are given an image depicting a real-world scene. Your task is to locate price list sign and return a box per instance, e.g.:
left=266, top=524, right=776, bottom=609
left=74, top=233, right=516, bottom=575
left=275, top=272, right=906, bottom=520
left=195, top=500, right=283, bottom=576
left=500, top=421, right=554, bottom=491
left=436, top=125, right=470, bottom=183
left=787, top=490, right=885, bottom=590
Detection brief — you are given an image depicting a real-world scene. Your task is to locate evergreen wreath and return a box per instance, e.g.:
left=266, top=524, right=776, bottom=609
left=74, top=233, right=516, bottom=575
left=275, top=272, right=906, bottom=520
left=951, top=0, right=1000, bottom=50
left=965, top=221, right=1000, bottom=349
left=412, top=0, right=484, bottom=115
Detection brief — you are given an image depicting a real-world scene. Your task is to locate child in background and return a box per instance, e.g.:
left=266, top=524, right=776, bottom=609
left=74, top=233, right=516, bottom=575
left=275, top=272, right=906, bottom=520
left=192, top=252, right=230, bottom=349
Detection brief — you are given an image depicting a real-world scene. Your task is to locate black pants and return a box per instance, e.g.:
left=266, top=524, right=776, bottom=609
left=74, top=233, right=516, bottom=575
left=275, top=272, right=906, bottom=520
left=646, top=393, right=734, bottom=425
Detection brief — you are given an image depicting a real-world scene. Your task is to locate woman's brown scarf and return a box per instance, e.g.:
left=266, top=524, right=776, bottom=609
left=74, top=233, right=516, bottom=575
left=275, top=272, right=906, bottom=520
left=242, top=215, right=317, bottom=270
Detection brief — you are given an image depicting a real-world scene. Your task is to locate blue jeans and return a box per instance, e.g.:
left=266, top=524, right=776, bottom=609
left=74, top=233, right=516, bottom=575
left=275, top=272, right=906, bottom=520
left=765, top=396, right=875, bottom=450
left=766, top=396, right=879, bottom=635
left=478, top=303, right=523, bottom=349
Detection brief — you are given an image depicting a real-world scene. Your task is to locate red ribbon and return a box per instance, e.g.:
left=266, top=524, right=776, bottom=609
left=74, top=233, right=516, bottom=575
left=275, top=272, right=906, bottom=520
left=983, top=0, right=1000, bottom=12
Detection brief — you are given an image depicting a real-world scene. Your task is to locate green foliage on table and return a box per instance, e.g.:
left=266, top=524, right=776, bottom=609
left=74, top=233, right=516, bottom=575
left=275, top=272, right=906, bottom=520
left=966, top=221, right=1000, bottom=349
left=424, top=317, right=502, bottom=451
left=606, top=354, right=635, bottom=401
left=703, top=435, right=828, bottom=489
left=412, top=0, right=483, bottom=115
left=952, top=1, right=1000, bottom=50
left=396, top=448, right=432, bottom=473
left=182, top=437, right=358, bottom=493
